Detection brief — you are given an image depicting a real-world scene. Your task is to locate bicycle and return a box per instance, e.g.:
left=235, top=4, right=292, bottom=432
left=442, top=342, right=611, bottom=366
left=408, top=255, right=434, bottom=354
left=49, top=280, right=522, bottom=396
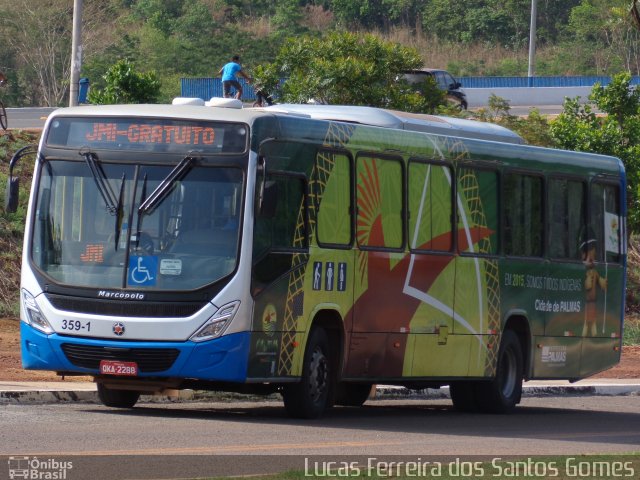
left=0, top=73, right=8, bottom=130
left=252, top=86, right=275, bottom=108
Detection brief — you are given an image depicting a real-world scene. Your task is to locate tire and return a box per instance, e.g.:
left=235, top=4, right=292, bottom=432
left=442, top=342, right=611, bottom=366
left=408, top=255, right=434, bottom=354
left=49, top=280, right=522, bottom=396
left=0, top=101, right=7, bottom=130
left=475, top=330, right=524, bottom=413
left=446, top=95, right=465, bottom=110
left=282, top=328, right=334, bottom=419
left=449, top=382, right=479, bottom=412
left=335, top=383, right=372, bottom=407
left=97, top=383, right=140, bottom=408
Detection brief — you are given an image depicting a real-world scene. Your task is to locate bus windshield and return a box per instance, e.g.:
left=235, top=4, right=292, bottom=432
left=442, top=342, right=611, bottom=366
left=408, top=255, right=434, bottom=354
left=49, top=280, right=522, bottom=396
left=31, top=159, right=244, bottom=291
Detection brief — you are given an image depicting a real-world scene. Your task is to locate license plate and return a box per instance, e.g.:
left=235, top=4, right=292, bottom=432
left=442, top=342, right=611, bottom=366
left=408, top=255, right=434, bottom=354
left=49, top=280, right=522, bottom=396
left=99, top=360, right=138, bottom=376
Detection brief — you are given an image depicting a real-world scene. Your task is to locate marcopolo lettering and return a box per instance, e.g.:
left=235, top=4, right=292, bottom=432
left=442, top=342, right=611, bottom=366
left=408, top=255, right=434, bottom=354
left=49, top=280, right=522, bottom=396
left=97, top=290, right=145, bottom=300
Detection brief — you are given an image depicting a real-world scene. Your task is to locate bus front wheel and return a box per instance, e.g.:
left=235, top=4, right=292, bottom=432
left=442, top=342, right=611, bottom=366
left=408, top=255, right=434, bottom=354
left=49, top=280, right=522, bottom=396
left=97, top=383, right=140, bottom=408
left=282, top=328, right=333, bottom=419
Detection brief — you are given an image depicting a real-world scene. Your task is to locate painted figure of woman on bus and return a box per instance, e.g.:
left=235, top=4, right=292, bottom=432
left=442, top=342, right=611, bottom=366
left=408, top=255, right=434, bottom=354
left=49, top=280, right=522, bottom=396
left=580, top=229, right=607, bottom=337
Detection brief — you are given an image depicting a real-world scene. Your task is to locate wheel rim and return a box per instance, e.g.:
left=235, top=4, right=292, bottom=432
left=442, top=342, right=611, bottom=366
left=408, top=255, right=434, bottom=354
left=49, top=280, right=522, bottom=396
left=500, top=347, right=517, bottom=397
left=308, top=346, right=328, bottom=403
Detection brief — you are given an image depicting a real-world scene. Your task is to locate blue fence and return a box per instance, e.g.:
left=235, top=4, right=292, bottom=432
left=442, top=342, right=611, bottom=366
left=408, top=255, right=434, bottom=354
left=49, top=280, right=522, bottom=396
left=181, top=76, right=640, bottom=101
left=181, top=78, right=256, bottom=100
left=460, top=75, right=640, bottom=88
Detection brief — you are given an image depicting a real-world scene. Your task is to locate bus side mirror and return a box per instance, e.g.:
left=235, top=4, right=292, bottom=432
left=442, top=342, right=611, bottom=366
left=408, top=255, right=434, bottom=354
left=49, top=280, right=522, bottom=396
left=5, top=177, right=19, bottom=213
left=4, top=144, right=36, bottom=213
left=259, top=180, right=278, bottom=218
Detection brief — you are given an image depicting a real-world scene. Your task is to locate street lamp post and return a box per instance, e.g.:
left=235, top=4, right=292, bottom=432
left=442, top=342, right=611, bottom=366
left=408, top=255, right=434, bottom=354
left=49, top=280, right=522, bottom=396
left=527, top=0, right=537, bottom=87
left=69, top=0, right=83, bottom=107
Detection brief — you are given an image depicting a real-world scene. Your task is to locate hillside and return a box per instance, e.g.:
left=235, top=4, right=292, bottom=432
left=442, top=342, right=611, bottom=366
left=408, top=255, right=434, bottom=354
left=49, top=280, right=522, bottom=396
left=0, top=1, right=638, bottom=107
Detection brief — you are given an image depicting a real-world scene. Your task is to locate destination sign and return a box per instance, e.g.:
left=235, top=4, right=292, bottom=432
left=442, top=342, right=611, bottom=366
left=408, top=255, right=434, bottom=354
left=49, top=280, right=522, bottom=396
left=46, top=117, right=248, bottom=154
left=86, top=122, right=218, bottom=145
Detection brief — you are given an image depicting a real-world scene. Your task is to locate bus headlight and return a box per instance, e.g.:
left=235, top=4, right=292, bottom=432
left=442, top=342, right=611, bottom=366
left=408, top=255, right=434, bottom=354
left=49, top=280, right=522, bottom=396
left=21, top=289, right=53, bottom=334
left=190, top=301, right=240, bottom=342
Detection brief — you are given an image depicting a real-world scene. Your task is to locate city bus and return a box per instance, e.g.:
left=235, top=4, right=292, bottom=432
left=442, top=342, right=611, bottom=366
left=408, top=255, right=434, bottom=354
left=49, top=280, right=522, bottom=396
left=8, top=100, right=626, bottom=418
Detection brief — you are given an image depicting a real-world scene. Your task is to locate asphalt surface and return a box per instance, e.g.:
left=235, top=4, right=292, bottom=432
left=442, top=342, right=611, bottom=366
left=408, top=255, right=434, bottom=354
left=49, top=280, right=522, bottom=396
left=1, top=378, right=639, bottom=404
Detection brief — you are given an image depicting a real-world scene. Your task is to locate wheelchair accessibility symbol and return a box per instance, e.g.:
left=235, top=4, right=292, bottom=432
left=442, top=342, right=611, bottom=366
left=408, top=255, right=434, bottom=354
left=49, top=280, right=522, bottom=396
left=128, top=255, right=158, bottom=286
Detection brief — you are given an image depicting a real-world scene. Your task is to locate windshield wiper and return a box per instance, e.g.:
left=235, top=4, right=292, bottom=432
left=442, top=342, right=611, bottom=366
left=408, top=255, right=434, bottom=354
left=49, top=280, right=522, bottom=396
left=81, top=150, right=118, bottom=215
left=134, top=173, right=148, bottom=250
left=138, top=153, right=198, bottom=216
left=114, top=173, right=126, bottom=250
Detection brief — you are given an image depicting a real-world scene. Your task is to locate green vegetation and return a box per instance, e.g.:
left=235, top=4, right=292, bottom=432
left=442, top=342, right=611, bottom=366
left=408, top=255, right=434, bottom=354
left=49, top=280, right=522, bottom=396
left=0, top=1, right=639, bottom=107
left=551, top=73, right=640, bottom=233
left=88, top=59, right=161, bottom=105
left=0, top=130, right=38, bottom=317
left=256, top=32, right=446, bottom=112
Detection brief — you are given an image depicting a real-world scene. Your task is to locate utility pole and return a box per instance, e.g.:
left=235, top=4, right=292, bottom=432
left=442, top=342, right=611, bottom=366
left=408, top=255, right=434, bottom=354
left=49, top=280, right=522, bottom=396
left=527, top=0, right=537, bottom=87
left=69, top=0, right=83, bottom=106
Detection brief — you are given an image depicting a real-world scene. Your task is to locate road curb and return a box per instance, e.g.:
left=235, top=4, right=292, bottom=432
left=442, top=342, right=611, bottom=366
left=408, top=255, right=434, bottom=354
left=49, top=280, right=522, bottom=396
left=1, top=382, right=638, bottom=405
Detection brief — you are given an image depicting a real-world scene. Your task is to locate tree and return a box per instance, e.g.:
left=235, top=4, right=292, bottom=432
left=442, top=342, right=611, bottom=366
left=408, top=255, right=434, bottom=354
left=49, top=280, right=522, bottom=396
left=256, top=31, right=445, bottom=112
left=550, top=72, right=640, bottom=232
left=0, top=0, right=118, bottom=107
left=567, top=0, right=640, bottom=74
left=88, top=59, right=161, bottom=104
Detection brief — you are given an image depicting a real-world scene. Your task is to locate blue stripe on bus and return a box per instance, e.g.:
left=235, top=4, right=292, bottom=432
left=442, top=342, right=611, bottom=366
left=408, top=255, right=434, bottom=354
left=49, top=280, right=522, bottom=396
left=20, top=322, right=250, bottom=382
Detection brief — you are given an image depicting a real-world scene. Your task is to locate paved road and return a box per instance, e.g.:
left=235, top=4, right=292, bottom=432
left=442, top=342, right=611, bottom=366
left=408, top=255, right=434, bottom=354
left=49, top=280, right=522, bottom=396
left=4, top=107, right=56, bottom=129
left=1, top=396, right=638, bottom=478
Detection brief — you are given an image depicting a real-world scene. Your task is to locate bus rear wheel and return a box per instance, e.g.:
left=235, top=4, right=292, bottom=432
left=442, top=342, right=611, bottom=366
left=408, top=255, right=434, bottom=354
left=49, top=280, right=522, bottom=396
left=282, top=328, right=333, bottom=419
left=475, top=330, right=523, bottom=413
left=97, top=383, right=140, bottom=408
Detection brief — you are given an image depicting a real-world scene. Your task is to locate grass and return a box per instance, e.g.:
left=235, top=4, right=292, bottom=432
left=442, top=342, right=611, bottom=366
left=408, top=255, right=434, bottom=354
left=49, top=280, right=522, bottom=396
left=624, top=314, right=640, bottom=346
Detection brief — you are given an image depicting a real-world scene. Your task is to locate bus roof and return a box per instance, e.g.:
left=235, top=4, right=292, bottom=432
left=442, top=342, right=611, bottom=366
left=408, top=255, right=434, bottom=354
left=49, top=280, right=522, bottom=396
left=52, top=103, right=523, bottom=145
left=261, top=104, right=525, bottom=144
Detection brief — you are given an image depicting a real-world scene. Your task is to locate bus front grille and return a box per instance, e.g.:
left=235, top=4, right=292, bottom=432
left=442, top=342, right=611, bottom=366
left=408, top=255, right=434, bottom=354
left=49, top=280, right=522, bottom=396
left=61, top=344, right=180, bottom=373
left=46, top=294, right=205, bottom=318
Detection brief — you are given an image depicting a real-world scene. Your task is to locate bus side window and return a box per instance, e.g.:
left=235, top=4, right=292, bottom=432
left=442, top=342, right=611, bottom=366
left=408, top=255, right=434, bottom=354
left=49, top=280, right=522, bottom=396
left=503, top=172, right=543, bottom=257
left=409, top=160, right=453, bottom=252
left=254, top=173, right=307, bottom=258
left=316, top=151, right=352, bottom=247
left=355, top=154, right=403, bottom=250
left=590, top=183, right=622, bottom=264
left=548, top=178, right=586, bottom=260
left=457, top=166, right=499, bottom=255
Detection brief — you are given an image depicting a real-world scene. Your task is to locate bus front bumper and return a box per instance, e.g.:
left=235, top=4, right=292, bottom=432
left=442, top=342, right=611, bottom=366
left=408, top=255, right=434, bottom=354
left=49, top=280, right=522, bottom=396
left=20, top=322, right=250, bottom=382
